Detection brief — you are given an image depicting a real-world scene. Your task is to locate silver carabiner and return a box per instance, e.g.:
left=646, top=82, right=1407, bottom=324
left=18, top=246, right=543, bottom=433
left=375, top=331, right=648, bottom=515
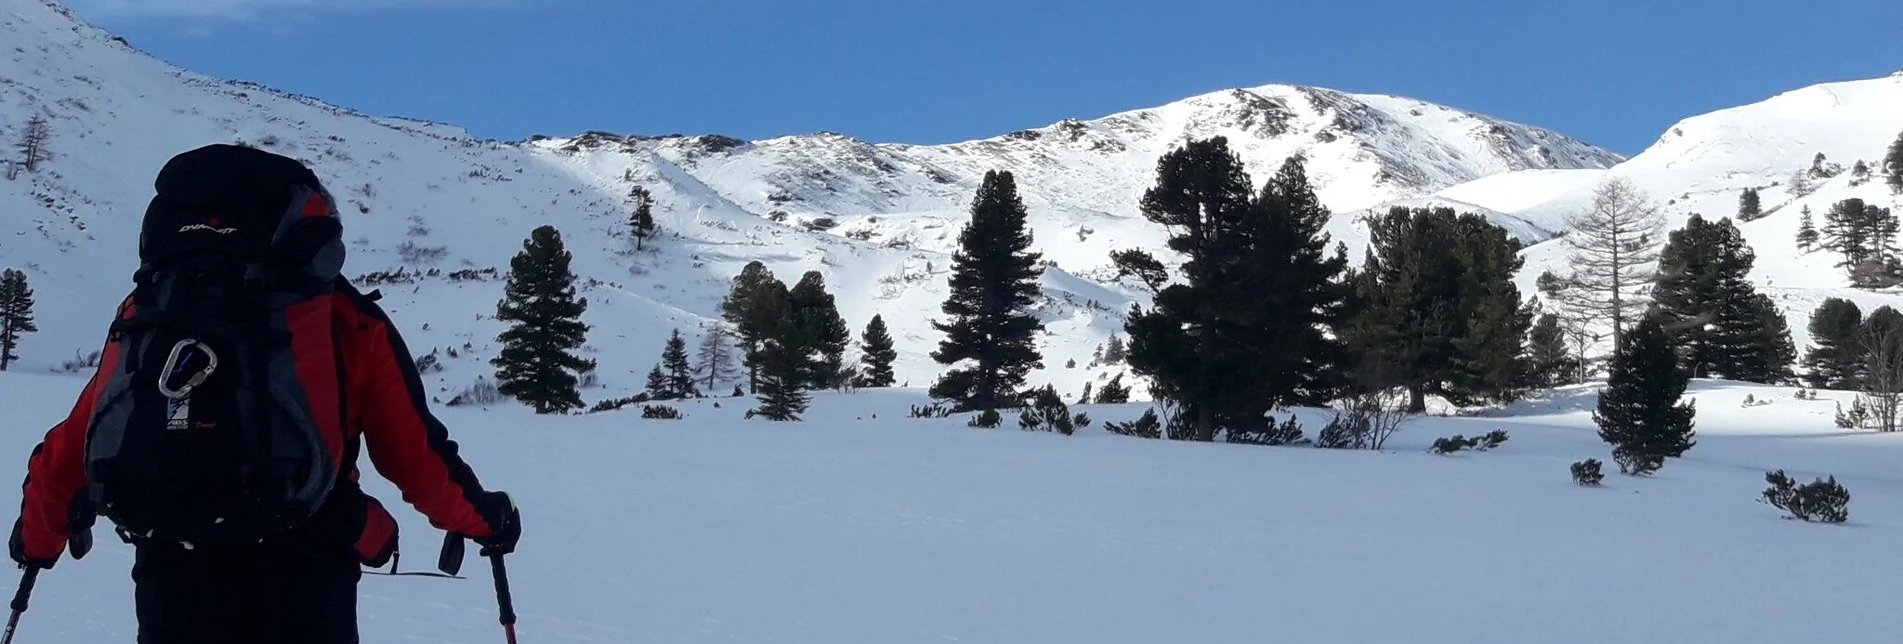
left=158, top=339, right=219, bottom=400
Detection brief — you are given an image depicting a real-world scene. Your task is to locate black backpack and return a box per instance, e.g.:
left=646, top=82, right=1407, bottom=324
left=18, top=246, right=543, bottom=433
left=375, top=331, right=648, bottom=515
left=83, top=144, right=350, bottom=544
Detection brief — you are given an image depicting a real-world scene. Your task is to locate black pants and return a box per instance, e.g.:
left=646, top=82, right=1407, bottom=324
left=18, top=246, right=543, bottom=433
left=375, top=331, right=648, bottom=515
left=131, top=537, right=361, bottom=644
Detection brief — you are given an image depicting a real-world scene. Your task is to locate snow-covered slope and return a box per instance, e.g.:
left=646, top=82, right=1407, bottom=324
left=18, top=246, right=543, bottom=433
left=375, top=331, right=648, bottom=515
left=0, top=0, right=1622, bottom=398
left=5, top=372, right=1901, bottom=643
left=1424, top=73, right=1903, bottom=355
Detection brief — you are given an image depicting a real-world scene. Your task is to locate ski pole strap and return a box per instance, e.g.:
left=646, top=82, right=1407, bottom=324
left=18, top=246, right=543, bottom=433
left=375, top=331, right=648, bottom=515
left=489, top=554, right=517, bottom=627
left=438, top=532, right=466, bottom=577
left=9, top=567, right=37, bottom=614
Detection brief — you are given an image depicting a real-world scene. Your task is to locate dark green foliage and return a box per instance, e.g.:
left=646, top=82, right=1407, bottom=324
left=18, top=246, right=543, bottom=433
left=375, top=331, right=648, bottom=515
left=1017, top=385, right=1088, bottom=435
left=641, top=404, right=683, bottom=420
left=0, top=268, right=36, bottom=371
left=1796, top=206, right=1819, bottom=251
left=1099, top=334, right=1127, bottom=365
left=1571, top=459, right=1605, bottom=486
left=661, top=328, right=699, bottom=399
left=1109, top=249, right=1169, bottom=293
left=1430, top=436, right=1472, bottom=455
left=1224, top=414, right=1305, bottom=446
left=1594, top=317, right=1697, bottom=475
left=855, top=315, right=897, bottom=388
left=587, top=395, right=643, bottom=413
left=1803, top=298, right=1864, bottom=389
left=1345, top=207, right=1531, bottom=409
left=789, top=271, right=851, bottom=390
left=1315, top=413, right=1360, bottom=449
left=1103, top=409, right=1161, bottom=439
left=731, top=384, right=745, bottom=397
left=968, top=409, right=1002, bottom=429
left=1822, top=198, right=1901, bottom=286
left=1885, top=130, right=1903, bottom=195
left=1526, top=313, right=1578, bottom=388
left=629, top=185, right=656, bottom=250
left=644, top=364, right=668, bottom=398
left=1475, top=430, right=1509, bottom=450
left=749, top=280, right=810, bottom=421
left=1127, top=141, right=1349, bottom=440
left=1076, top=382, right=1094, bottom=405
left=909, top=403, right=953, bottom=419
left=1737, top=188, right=1762, bottom=222
left=1762, top=470, right=1850, bottom=523
left=491, top=226, right=595, bottom=414
left=930, top=170, right=1046, bottom=411
left=1651, top=214, right=1794, bottom=383
left=1095, top=373, right=1131, bottom=404
left=722, top=261, right=782, bottom=391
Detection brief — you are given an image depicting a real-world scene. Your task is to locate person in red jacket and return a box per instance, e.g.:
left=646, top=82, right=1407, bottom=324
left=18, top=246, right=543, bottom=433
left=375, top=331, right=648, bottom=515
left=8, top=145, right=520, bottom=644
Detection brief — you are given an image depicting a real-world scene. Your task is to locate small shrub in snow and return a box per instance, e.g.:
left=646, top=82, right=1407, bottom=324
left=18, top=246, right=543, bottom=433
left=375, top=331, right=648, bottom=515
left=1740, top=394, right=1771, bottom=408
left=1571, top=459, right=1605, bottom=486
left=398, top=241, right=449, bottom=265
left=1835, top=399, right=1870, bottom=429
left=1761, top=470, right=1850, bottom=523
left=968, top=409, right=1002, bottom=429
left=446, top=377, right=504, bottom=407
left=1104, top=409, right=1161, bottom=439
left=1430, top=435, right=1473, bottom=455
left=641, top=404, right=683, bottom=420
left=731, top=385, right=746, bottom=398
left=1473, top=430, right=1509, bottom=451
left=1315, top=414, right=1361, bottom=449
left=1094, top=373, right=1131, bottom=404
left=414, top=351, right=443, bottom=374
left=1612, top=448, right=1664, bottom=477
left=1224, top=415, right=1304, bottom=446
left=909, top=403, right=953, bottom=419
left=1018, top=386, right=1084, bottom=435
left=58, top=349, right=101, bottom=373
left=588, top=396, right=641, bottom=413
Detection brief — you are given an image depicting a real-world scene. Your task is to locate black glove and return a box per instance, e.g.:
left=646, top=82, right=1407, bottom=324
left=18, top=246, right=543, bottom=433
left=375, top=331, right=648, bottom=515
left=9, top=518, right=58, bottom=570
left=470, top=491, right=519, bottom=557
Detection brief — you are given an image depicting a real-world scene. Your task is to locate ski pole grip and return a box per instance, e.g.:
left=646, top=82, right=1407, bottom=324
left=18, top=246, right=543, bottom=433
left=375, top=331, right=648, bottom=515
left=489, top=554, right=516, bottom=627
left=10, top=567, right=38, bottom=613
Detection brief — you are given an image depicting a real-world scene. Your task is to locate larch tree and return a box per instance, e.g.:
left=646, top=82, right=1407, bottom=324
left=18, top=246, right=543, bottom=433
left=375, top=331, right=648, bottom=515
left=1555, top=177, right=1665, bottom=349
left=695, top=324, right=741, bottom=392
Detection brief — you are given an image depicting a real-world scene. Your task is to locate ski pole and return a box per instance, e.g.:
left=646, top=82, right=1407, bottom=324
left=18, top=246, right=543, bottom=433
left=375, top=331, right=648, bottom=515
left=2, top=566, right=42, bottom=644
left=487, top=552, right=518, bottom=644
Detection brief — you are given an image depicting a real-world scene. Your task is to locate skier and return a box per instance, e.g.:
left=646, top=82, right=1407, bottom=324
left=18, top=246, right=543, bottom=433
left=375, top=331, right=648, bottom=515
left=7, top=144, right=521, bottom=643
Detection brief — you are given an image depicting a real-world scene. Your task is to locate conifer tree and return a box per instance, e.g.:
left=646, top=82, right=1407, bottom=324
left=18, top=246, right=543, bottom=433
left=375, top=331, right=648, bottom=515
left=644, top=364, right=668, bottom=398
left=1885, top=130, right=1903, bottom=195
left=930, top=170, right=1045, bottom=412
left=1737, top=188, right=1762, bottom=221
left=1789, top=168, right=1816, bottom=197
left=790, top=271, right=851, bottom=390
left=1095, top=372, right=1131, bottom=404
left=492, top=226, right=595, bottom=413
left=1526, top=313, right=1576, bottom=388
left=1796, top=206, right=1819, bottom=251
left=14, top=115, right=49, bottom=173
left=1556, top=178, right=1664, bottom=349
left=854, top=314, right=897, bottom=388
left=0, top=269, right=36, bottom=372
left=1652, top=214, right=1793, bottom=383
left=1803, top=298, right=1865, bottom=390
left=1108, top=249, right=1169, bottom=294
left=1100, top=334, right=1127, bottom=365
left=721, top=261, right=780, bottom=392
left=1594, top=316, right=1697, bottom=475
left=695, top=324, right=740, bottom=391
left=629, top=185, right=656, bottom=250
left=661, top=328, right=698, bottom=399
left=750, top=281, right=810, bottom=420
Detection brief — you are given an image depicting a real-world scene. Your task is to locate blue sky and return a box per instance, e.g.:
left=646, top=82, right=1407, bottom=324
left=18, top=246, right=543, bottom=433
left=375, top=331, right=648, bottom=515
left=67, top=0, right=1903, bottom=155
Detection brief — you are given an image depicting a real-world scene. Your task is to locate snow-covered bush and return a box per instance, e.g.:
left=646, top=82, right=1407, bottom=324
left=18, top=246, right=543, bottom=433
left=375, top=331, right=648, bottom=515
left=1103, top=409, right=1161, bottom=439
left=1762, top=470, right=1850, bottom=523
left=398, top=241, right=448, bottom=265
left=446, top=376, right=504, bottom=407
left=414, top=351, right=443, bottom=374
left=641, top=404, right=683, bottom=420
left=1571, top=459, right=1605, bottom=486
left=58, top=349, right=100, bottom=373
left=1431, top=435, right=1472, bottom=455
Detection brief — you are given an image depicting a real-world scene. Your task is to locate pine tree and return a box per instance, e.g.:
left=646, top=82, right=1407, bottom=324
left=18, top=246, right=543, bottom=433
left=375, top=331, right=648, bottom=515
left=1100, top=334, right=1127, bottom=365
left=1557, top=177, right=1664, bottom=349
left=644, top=364, right=668, bottom=398
left=1886, top=130, right=1903, bottom=195
left=721, top=261, right=780, bottom=392
left=750, top=281, right=810, bottom=420
left=1652, top=214, right=1793, bottom=383
left=1803, top=298, right=1864, bottom=390
left=1796, top=206, right=1819, bottom=251
left=930, top=170, right=1045, bottom=412
left=1095, top=372, right=1131, bottom=404
left=1737, top=188, right=1762, bottom=221
left=629, top=185, right=656, bottom=250
left=1594, top=316, right=1697, bottom=475
left=854, top=314, right=897, bottom=388
left=491, top=226, right=595, bottom=414
left=661, top=328, right=698, bottom=399
left=1526, top=313, right=1577, bottom=388
left=0, top=269, right=37, bottom=371
left=789, top=271, right=851, bottom=390
left=695, top=324, right=740, bottom=391
left=1108, top=249, right=1169, bottom=294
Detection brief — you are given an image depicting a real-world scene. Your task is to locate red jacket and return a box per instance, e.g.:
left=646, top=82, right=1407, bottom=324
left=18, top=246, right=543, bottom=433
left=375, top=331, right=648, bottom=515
left=17, top=281, right=496, bottom=565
